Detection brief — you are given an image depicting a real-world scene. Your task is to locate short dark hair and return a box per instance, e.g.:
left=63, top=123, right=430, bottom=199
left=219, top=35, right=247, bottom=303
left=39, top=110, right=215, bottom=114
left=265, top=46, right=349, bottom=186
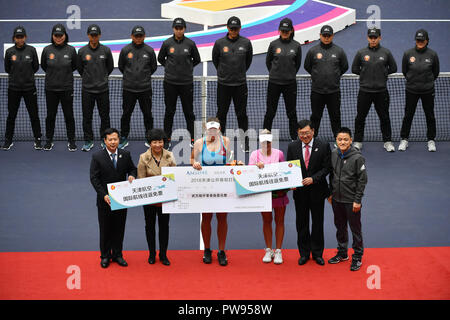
left=146, top=128, right=167, bottom=144
left=297, top=119, right=313, bottom=130
left=103, top=128, right=119, bottom=139
left=337, top=127, right=352, bottom=137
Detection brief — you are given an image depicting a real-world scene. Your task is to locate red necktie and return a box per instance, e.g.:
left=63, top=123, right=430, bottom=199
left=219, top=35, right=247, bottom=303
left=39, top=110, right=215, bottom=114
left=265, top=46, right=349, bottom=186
left=304, top=144, right=310, bottom=169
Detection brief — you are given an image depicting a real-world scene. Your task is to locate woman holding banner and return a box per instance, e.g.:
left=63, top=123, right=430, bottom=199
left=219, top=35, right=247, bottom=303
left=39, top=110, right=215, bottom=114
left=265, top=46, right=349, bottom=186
left=137, top=128, right=177, bottom=266
left=191, top=117, right=240, bottom=266
left=249, top=129, right=288, bottom=264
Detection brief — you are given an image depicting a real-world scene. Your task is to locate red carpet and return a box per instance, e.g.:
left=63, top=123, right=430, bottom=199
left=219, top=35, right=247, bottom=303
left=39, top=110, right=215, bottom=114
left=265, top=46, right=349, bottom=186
left=0, top=247, right=449, bottom=300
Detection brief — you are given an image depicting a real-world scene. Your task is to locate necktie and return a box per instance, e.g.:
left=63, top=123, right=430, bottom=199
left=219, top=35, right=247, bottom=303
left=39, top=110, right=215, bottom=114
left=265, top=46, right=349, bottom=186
left=304, top=144, right=310, bottom=169
left=111, top=153, right=117, bottom=168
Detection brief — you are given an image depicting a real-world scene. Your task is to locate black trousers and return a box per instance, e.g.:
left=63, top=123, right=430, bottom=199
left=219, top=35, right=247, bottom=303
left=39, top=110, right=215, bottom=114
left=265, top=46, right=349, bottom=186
left=98, top=206, right=127, bottom=259
left=331, top=199, right=364, bottom=260
left=263, top=81, right=298, bottom=140
left=45, top=90, right=75, bottom=142
left=82, top=90, right=110, bottom=142
left=354, top=90, right=392, bottom=142
left=310, top=91, right=341, bottom=138
left=120, top=89, right=153, bottom=139
left=400, top=90, right=436, bottom=141
left=144, top=205, right=170, bottom=257
left=294, top=195, right=325, bottom=259
left=163, top=82, right=195, bottom=140
left=5, top=89, right=42, bottom=141
left=216, top=83, right=248, bottom=135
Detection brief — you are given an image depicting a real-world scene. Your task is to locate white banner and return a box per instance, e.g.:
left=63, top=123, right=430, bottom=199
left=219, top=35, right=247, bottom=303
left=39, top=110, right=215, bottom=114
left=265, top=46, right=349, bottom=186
left=233, top=160, right=303, bottom=196
left=107, top=174, right=177, bottom=211
left=162, top=166, right=271, bottom=213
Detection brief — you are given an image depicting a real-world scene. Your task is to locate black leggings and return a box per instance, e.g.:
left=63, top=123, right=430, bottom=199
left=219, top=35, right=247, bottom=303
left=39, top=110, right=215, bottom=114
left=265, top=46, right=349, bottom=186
left=144, top=205, right=170, bottom=257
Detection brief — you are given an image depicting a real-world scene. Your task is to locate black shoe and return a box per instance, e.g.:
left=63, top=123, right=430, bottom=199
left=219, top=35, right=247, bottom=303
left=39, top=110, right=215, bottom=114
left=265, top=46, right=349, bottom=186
left=43, top=140, right=54, bottom=151
left=148, top=255, right=156, bottom=264
left=100, top=258, right=110, bottom=268
left=112, top=257, right=128, bottom=267
left=160, top=255, right=171, bottom=266
left=203, top=248, right=212, bottom=264
left=34, top=138, right=43, bottom=150
left=2, top=140, right=13, bottom=150
left=68, top=141, right=77, bottom=152
left=217, top=250, right=228, bottom=266
left=328, top=253, right=349, bottom=264
left=298, top=256, right=309, bottom=265
left=313, top=256, right=325, bottom=266
left=350, top=259, right=362, bottom=271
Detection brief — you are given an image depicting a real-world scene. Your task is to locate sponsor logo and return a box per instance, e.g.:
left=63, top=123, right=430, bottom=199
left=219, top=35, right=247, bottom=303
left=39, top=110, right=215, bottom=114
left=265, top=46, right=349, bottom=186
left=162, top=177, right=167, bottom=182
left=86, top=54, right=91, bottom=61
left=143, top=54, right=148, bottom=58
left=276, top=48, right=281, bottom=54
left=364, top=55, right=370, bottom=61
left=331, top=54, right=337, bottom=58
left=184, top=48, right=189, bottom=53
left=127, top=52, right=133, bottom=59
left=230, top=169, right=234, bottom=174
left=11, top=55, right=17, bottom=61
left=169, top=47, right=175, bottom=53
left=288, top=163, right=293, bottom=168
left=99, top=55, right=105, bottom=59
left=410, top=56, right=416, bottom=63
left=223, top=46, right=229, bottom=53
left=49, top=53, right=55, bottom=60
left=237, top=170, right=242, bottom=175
left=64, top=54, right=69, bottom=58
left=317, top=52, right=323, bottom=59
left=379, top=56, right=384, bottom=60
left=111, top=185, right=115, bottom=190
left=425, top=58, right=431, bottom=63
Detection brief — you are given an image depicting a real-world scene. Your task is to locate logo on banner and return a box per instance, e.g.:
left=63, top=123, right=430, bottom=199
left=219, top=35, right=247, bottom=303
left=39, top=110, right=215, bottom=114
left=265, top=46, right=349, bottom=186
left=111, top=185, right=116, bottom=190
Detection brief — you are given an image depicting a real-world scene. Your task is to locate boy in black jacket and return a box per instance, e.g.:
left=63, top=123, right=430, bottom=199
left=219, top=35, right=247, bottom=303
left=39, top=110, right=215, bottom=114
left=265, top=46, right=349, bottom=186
left=328, top=127, right=368, bottom=271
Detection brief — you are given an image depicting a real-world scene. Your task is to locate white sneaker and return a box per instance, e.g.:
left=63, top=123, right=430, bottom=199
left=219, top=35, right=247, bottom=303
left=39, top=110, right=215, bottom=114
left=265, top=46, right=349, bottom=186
left=262, top=248, right=274, bottom=263
left=353, top=142, right=363, bottom=150
left=428, top=140, right=436, bottom=152
left=398, top=139, right=408, bottom=151
left=273, top=249, right=283, bottom=264
left=384, top=141, right=395, bottom=152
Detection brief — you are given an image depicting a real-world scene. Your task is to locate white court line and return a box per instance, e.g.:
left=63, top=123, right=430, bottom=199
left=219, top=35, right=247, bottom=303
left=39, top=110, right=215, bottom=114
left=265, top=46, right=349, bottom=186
left=356, top=19, right=450, bottom=22
left=0, top=18, right=172, bottom=22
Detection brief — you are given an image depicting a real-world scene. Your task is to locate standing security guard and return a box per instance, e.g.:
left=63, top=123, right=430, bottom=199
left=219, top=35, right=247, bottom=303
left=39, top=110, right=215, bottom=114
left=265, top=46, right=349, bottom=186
left=264, top=18, right=301, bottom=142
left=2, top=26, right=42, bottom=150
left=398, top=29, right=440, bottom=152
left=304, top=25, right=348, bottom=139
left=352, top=28, right=397, bottom=152
left=118, top=26, right=157, bottom=149
left=158, top=18, right=201, bottom=148
left=212, top=16, right=253, bottom=152
left=41, top=24, right=78, bottom=151
left=77, top=24, right=114, bottom=152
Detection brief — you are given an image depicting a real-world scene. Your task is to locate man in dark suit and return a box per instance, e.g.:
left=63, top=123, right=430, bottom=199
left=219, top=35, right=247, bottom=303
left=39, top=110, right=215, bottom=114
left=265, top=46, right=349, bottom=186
left=287, top=119, right=331, bottom=266
left=90, top=128, right=137, bottom=268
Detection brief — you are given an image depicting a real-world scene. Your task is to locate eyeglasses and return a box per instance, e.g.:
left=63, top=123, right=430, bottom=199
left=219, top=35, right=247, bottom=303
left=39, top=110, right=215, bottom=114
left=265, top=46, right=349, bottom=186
left=298, top=131, right=312, bottom=137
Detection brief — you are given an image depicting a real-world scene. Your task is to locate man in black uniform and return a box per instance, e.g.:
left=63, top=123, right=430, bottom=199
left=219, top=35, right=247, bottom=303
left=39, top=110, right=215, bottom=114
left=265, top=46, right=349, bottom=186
left=399, top=29, right=440, bottom=152
left=41, top=24, right=78, bottom=151
left=118, top=26, right=157, bottom=149
left=352, top=28, right=397, bottom=152
left=90, top=128, right=137, bottom=268
left=212, top=16, right=253, bottom=152
left=304, top=25, right=348, bottom=139
left=3, top=26, right=42, bottom=150
left=158, top=18, right=201, bottom=148
left=77, top=24, right=114, bottom=152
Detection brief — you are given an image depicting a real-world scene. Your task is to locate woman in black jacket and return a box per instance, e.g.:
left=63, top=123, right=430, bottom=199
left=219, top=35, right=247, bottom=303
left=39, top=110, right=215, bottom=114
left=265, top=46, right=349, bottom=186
left=41, top=24, right=78, bottom=151
left=3, top=26, right=42, bottom=150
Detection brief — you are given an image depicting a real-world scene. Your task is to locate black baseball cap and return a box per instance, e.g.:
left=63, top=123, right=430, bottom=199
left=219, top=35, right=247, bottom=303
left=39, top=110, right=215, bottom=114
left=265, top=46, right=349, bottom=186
left=13, top=26, right=26, bottom=37
left=227, top=16, right=241, bottom=28
left=320, top=25, right=333, bottom=36
left=279, top=18, right=293, bottom=31
left=132, top=25, right=145, bottom=36
left=415, top=29, right=429, bottom=41
left=172, top=18, right=186, bottom=28
left=368, top=28, right=380, bottom=37
left=87, top=24, right=101, bottom=35
left=52, top=24, right=66, bottom=36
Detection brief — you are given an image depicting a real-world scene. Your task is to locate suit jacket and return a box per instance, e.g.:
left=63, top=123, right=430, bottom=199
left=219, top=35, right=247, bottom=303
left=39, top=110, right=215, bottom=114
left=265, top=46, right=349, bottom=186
left=287, top=138, right=332, bottom=201
left=90, top=148, right=137, bottom=209
left=137, top=148, right=176, bottom=179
